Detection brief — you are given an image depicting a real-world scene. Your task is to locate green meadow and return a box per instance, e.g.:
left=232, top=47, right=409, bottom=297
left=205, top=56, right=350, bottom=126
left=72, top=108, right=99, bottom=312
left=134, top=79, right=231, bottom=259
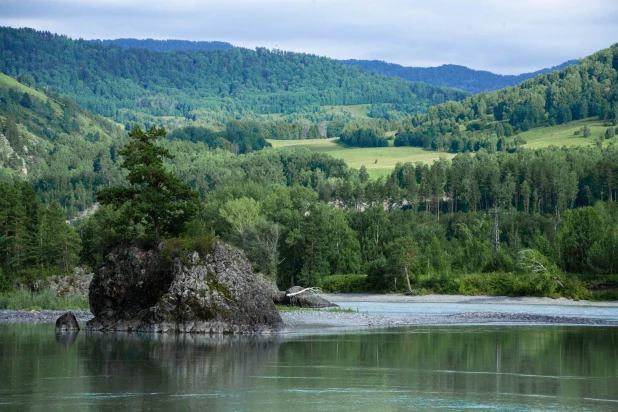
left=268, top=138, right=454, bottom=178
left=518, top=118, right=612, bottom=149
left=269, top=118, right=617, bottom=178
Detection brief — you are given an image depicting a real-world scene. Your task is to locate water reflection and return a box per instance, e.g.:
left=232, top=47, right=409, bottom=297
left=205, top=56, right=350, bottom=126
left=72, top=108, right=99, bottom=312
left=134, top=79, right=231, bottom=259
left=55, top=331, right=79, bottom=346
left=1, top=324, right=617, bottom=411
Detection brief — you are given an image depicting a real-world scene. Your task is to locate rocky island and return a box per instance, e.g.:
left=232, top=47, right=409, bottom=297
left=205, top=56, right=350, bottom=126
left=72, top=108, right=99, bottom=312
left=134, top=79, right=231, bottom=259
left=85, top=242, right=283, bottom=334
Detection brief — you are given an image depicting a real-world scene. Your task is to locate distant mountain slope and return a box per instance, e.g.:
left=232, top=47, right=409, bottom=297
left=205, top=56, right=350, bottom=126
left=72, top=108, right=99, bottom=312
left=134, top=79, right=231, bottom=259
left=391, top=44, right=618, bottom=153
left=90, top=38, right=235, bottom=52
left=339, top=59, right=578, bottom=94
left=0, top=72, right=128, bottom=215
left=0, top=27, right=469, bottom=127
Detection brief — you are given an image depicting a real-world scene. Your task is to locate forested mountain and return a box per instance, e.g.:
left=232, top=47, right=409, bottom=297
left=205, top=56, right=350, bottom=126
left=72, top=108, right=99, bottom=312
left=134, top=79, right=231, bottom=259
left=340, top=59, right=578, bottom=94
left=0, top=72, right=129, bottom=216
left=0, top=27, right=469, bottom=128
left=0, top=72, right=284, bottom=217
left=90, top=38, right=234, bottom=52
left=2, top=66, right=617, bottom=295
left=391, top=44, right=618, bottom=152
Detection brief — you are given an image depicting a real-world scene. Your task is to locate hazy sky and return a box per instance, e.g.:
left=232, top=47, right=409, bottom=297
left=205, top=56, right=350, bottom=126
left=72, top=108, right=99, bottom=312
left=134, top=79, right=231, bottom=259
left=1, top=0, right=617, bottom=74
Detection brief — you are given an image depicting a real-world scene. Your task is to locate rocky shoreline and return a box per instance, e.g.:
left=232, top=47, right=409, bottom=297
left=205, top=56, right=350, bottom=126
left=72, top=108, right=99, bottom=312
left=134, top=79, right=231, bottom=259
left=2, top=307, right=618, bottom=328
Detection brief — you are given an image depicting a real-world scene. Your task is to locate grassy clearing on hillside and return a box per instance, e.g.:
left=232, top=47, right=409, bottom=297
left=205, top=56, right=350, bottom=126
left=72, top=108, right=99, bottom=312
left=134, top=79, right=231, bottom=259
left=269, top=138, right=453, bottom=178
left=0, top=73, right=62, bottom=115
left=269, top=118, right=617, bottom=178
left=520, top=118, right=613, bottom=149
left=320, top=104, right=370, bottom=119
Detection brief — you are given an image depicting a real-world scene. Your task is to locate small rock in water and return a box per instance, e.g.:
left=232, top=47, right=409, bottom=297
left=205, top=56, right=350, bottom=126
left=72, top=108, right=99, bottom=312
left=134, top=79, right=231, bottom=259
left=55, top=311, right=80, bottom=332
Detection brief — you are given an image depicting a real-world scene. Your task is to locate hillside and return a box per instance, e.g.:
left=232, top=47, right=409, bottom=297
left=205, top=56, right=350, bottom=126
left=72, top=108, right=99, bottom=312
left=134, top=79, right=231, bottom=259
left=390, top=44, right=618, bottom=153
left=0, top=72, right=130, bottom=215
left=339, top=59, right=578, bottom=94
left=0, top=27, right=469, bottom=129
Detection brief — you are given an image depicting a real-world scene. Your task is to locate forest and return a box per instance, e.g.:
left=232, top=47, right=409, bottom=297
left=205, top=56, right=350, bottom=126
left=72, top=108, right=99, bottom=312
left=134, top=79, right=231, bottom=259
left=0, top=27, right=468, bottom=127
left=391, top=44, right=618, bottom=152
left=0, top=28, right=617, bottom=301
left=2, top=122, right=617, bottom=299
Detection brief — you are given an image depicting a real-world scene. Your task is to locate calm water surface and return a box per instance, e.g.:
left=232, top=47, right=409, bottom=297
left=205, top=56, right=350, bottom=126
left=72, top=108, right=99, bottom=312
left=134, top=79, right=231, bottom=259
left=1, top=322, right=618, bottom=410
left=330, top=301, right=618, bottom=321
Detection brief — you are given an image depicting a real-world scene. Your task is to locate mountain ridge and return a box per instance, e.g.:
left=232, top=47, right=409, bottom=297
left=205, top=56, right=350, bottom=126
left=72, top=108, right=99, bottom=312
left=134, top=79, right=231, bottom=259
left=0, top=27, right=469, bottom=127
left=339, top=59, right=579, bottom=94
left=88, top=35, right=576, bottom=95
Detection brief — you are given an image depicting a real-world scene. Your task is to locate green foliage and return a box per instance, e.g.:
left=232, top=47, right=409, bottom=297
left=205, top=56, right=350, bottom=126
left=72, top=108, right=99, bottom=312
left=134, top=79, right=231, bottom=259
left=339, top=128, right=389, bottom=148
left=444, top=272, right=589, bottom=299
left=0, top=181, right=80, bottom=284
left=0, top=289, right=89, bottom=310
left=168, top=122, right=271, bottom=153
left=393, top=44, right=618, bottom=152
left=319, top=274, right=368, bottom=293
left=162, top=232, right=218, bottom=266
left=97, top=125, right=201, bottom=240
left=385, top=236, right=419, bottom=293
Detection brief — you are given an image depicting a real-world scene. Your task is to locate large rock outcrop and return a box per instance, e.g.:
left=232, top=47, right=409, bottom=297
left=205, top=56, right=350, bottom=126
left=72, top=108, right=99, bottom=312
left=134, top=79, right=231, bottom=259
left=85, top=242, right=283, bottom=333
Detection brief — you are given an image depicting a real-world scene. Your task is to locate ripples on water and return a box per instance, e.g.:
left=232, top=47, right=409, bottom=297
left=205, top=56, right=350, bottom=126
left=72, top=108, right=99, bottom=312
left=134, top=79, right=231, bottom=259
left=1, top=310, right=617, bottom=411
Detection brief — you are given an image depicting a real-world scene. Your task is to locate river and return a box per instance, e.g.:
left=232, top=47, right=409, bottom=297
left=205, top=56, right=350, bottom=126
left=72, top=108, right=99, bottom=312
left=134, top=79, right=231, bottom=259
left=1, top=302, right=618, bottom=411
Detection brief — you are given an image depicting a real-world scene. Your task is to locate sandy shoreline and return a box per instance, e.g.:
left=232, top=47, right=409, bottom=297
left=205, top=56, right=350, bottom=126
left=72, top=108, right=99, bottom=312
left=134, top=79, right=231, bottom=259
left=324, top=293, right=618, bottom=307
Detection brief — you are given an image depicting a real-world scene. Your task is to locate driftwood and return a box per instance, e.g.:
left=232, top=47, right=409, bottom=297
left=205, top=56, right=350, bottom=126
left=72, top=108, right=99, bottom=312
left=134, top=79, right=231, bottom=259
left=284, top=286, right=337, bottom=308
left=286, top=287, right=322, bottom=298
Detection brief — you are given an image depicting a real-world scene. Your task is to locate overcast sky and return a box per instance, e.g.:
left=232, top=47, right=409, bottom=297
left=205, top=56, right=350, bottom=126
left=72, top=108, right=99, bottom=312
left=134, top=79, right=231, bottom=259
left=1, top=0, right=617, bottom=74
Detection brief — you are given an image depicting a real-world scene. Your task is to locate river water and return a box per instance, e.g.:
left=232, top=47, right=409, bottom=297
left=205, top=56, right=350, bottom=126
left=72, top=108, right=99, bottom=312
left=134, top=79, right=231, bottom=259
left=330, top=300, right=618, bottom=322
left=1, top=304, right=618, bottom=411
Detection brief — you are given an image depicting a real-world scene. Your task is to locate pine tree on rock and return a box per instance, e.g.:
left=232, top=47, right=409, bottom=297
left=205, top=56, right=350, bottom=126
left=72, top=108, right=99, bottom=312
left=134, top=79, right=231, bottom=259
left=97, top=126, right=201, bottom=240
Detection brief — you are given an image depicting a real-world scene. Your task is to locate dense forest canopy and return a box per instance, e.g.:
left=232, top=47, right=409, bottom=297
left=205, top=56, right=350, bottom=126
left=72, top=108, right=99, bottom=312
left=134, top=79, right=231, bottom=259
left=340, top=60, right=578, bottom=94
left=392, top=44, right=618, bottom=152
left=0, top=72, right=273, bottom=217
left=0, top=27, right=469, bottom=128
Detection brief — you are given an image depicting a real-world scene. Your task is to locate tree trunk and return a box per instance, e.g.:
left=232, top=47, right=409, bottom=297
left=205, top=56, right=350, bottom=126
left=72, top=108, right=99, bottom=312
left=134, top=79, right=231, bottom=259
left=404, top=265, right=413, bottom=294
left=492, top=201, right=500, bottom=255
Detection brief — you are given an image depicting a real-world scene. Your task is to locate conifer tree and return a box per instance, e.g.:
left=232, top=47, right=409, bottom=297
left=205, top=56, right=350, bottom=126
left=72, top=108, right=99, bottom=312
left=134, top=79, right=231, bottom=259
left=97, top=125, right=201, bottom=240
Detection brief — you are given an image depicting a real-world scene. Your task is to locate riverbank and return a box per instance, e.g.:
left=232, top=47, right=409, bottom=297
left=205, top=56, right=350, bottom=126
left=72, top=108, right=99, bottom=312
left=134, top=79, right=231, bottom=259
left=3, top=292, right=618, bottom=327
left=324, top=293, right=618, bottom=307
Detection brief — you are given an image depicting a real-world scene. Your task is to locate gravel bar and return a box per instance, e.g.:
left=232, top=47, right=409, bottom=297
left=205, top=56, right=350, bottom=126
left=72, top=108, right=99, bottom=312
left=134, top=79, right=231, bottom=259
left=323, top=294, right=618, bottom=307
left=279, top=310, right=618, bottom=328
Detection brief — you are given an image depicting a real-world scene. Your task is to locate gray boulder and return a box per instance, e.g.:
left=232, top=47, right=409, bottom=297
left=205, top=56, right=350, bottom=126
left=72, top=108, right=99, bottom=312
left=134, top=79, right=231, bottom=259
left=85, top=242, right=283, bottom=333
left=284, top=286, right=338, bottom=308
left=55, top=311, right=80, bottom=332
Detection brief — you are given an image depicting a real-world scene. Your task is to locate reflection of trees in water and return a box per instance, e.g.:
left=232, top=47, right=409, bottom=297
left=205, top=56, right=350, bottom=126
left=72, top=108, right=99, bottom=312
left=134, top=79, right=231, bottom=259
left=2, top=325, right=618, bottom=410
left=276, top=327, right=618, bottom=406
left=81, top=332, right=282, bottom=410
